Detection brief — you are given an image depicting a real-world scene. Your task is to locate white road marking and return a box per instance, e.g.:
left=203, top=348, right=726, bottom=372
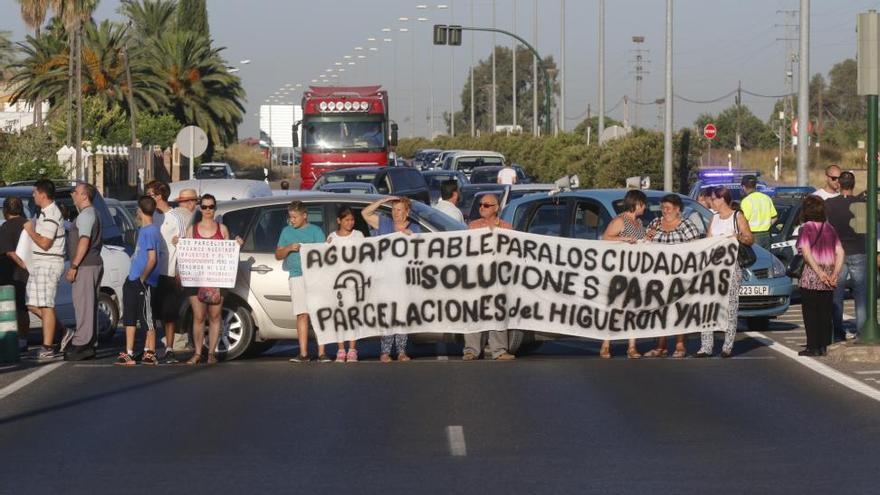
left=746, top=331, right=880, bottom=403
left=446, top=425, right=467, bottom=457
left=854, top=370, right=880, bottom=375
left=0, top=362, right=65, bottom=400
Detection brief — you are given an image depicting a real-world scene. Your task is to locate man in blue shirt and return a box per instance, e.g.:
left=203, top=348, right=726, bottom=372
left=276, top=200, right=326, bottom=362
left=116, top=196, right=163, bottom=366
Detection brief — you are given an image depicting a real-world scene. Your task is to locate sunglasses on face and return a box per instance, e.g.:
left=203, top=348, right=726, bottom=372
left=827, top=175, right=840, bottom=181
left=479, top=203, right=498, bottom=208
left=200, top=204, right=216, bottom=210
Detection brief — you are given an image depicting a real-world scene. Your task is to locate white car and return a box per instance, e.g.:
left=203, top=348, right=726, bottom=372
left=0, top=183, right=131, bottom=342
left=170, top=179, right=272, bottom=202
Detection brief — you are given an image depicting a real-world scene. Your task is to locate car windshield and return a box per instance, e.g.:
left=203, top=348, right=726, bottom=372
left=469, top=169, right=499, bottom=184
left=195, top=166, right=228, bottom=179
left=313, top=171, right=378, bottom=189
left=303, top=118, right=385, bottom=152
left=612, top=195, right=711, bottom=236
left=450, top=156, right=503, bottom=174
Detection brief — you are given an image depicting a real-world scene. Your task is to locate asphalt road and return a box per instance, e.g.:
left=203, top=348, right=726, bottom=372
left=1, top=333, right=879, bottom=495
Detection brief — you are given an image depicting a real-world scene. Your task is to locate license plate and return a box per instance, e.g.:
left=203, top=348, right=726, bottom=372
left=739, top=285, right=769, bottom=296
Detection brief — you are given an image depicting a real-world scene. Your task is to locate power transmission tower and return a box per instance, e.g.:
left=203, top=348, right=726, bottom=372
left=776, top=8, right=799, bottom=154
left=629, top=36, right=650, bottom=129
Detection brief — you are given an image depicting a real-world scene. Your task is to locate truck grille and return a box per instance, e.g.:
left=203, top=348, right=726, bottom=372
left=739, top=296, right=788, bottom=310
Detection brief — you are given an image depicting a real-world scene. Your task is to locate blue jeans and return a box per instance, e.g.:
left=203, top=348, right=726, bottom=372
left=833, top=254, right=867, bottom=337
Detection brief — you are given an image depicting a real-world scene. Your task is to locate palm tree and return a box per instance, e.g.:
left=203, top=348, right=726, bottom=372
left=144, top=31, right=245, bottom=151
left=0, top=31, right=15, bottom=79
left=15, top=0, right=51, bottom=126
left=7, top=30, right=70, bottom=119
left=119, top=0, right=176, bottom=40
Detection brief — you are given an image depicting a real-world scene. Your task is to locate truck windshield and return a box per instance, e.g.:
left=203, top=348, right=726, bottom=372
left=304, top=119, right=385, bottom=152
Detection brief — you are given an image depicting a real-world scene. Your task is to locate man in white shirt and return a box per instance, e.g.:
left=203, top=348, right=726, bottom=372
left=497, top=164, right=518, bottom=185
left=434, top=180, right=464, bottom=223
left=813, top=164, right=841, bottom=200
left=23, top=179, right=67, bottom=360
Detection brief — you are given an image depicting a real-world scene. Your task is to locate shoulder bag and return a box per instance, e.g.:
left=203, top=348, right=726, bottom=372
left=734, top=211, right=757, bottom=268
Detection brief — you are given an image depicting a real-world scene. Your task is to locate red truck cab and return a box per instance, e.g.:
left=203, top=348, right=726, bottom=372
left=294, top=85, right=397, bottom=190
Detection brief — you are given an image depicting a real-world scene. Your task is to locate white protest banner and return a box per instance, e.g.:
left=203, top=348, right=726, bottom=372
left=177, top=238, right=240, bottom=288
left=301, top=228, right=738, bottom=345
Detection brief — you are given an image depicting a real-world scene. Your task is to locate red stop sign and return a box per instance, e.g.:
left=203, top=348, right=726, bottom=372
left=703, top=123, right=717, bottom=140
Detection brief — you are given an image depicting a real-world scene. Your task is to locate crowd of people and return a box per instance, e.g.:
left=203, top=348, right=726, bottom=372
left=0, top=168, right=869, bottom=365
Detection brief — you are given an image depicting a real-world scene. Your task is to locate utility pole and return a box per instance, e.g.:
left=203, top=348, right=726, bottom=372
left=492, top=0, right=497, bottom=133
left=663, top=0, right=673, bottom=192
left=598, top=0, right=605, bottom=143
left=816, top=76, right=823, bottom=146
left=735, top=80, right=742, bottom=168
left=450, top=1, right=456, bottom=136
left=559, top=0, right=565, bottom=134
left=121, top=44, right=138, bottom=147
left=470, top=0, right=475, bottom=137
left=630, top=36, right=649, bottom=129
left=75, top=20, right=83, bottom=181
left=512, top=0, right=517, bottom=130
left=623, top=95, right=629, bottom=128
left=532, top=0, right=538, bottom=136
left=776, top=8, right=799, bottom=155
left=796, top=0, right=809, bottom=185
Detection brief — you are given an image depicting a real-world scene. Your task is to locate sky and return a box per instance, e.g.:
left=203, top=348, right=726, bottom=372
left=0, top=0, right=874, bottom=139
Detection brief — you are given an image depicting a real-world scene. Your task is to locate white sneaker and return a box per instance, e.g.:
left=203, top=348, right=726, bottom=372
left=845, top=332, right=857, bottom=341
left=59, top=328, right=75, bottom=353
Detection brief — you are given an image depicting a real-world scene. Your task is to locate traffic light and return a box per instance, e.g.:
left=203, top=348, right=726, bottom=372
left=449, top=25, right=462, bottom=46
left=433, top=24, right=448, bottom=45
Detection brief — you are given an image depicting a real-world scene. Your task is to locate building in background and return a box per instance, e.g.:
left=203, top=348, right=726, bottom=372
left=0, top=84, right=48, bottom=133
left=259, top=104, right=302, bottom=166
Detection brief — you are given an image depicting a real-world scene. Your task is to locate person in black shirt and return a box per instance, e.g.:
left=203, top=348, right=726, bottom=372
left=823, top=171, right=867, bottom=341
left=0, top=197, right=31, bottom=352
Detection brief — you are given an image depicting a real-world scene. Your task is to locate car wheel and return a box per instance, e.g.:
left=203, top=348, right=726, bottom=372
left=197, top=302, right=255, bottom=361
left=747, top=316, right=770, bottom=332
left=97, top=292, right=119, bottom=342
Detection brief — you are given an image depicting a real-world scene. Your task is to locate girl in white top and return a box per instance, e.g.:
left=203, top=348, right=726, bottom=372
left=327, top=207, right=364, bottom=362
left=700, top=186, right=753, bottom=358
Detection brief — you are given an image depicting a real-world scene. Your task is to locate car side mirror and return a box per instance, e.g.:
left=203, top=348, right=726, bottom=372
left=390, top=123, right=399, bottom=147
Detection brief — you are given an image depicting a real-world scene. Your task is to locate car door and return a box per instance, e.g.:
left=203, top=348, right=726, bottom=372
left=514, top=198, right=571, bottom=237
left=243, top=203, right=327, bottom=329
left=570, top=199, right=611, bottom=240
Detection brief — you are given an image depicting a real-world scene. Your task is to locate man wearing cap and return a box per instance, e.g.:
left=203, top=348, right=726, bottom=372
left=740, top=175, right=777, bottom=250
left=146, top=181, right=197, bottom=363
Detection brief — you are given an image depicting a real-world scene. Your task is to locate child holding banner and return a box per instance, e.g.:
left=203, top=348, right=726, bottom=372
left=277, top=201, right=327, bottom=363
left=326, top=207, right=364, bottom=362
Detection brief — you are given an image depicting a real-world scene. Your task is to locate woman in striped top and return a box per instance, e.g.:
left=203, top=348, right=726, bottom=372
left=600, top=189, right=648, bottom=359
left=797, top=195, right=844, bottom=356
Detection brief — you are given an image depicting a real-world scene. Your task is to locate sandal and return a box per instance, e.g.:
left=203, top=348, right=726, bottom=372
left=643, top=348, right=668, bottom=358
left=380, top=353, right=392, bottom=363
left=346, top=349, right=358, bottom=362
left=397, top=353, right=411, bottom=362
left=186, top=354, right=202, bottom=365
left=206, top=353, right=218, bottom=365
left=599, top=342, right=611, bottom=359
left=114, top=352, right=136, bottom=366
left=626, top=347, right=642, bottom=359
left=672, top=347, right=687, bottom=359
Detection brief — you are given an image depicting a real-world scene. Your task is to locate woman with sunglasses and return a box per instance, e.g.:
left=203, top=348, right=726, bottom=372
left=184, top=194, right=242, bottom=364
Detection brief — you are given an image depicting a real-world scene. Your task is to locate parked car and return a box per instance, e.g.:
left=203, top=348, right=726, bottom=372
left=311, top=166, right=430, bottom=204
left=169, top=179, right=272, bottom=201
left=0, top=183, right=131, bottom=341
left=688, top=169, right=772, bottom=201
left=412, top=149, right=443, bottom=170
left=468, top=165, right=534, bottom=185
left=104, top=198, right=137, bottom=255
left=441, top=151, right=506, bottom=178
left=429, top=150, right=461, bottom=170
left=201, top=193, right=468, bottom=360
left=464, top=183, right=556, bottom=221
left=500, top=189, right=792, bottom=344
left=458, top=184, right=509, bottom=220
left=317, top=182, right=380, bottom=195
left=421, top=170, right=470, bottom=204
left=194, top=162, right=236, bottom=179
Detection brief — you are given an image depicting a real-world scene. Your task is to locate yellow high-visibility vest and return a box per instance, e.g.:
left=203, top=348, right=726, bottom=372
left=740, top=191, right=777, bottom=233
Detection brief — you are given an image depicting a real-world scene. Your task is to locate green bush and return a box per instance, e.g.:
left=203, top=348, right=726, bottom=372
left=0, top=127, right=69, bottom=182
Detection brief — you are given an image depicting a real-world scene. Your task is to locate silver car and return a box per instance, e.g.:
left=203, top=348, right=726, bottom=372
left=202, top=193, right=466, bottom=360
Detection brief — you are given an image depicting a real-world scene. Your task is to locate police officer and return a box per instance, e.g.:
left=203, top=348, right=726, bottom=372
left=740, top=175, right=777, bottom=250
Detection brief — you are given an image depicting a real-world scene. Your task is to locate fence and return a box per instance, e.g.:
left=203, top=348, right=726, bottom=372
left=57, top=144, right=177, bottom=200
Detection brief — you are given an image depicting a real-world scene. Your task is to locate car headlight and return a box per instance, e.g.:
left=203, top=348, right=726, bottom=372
left=769, top=254, right=787, bottom=278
